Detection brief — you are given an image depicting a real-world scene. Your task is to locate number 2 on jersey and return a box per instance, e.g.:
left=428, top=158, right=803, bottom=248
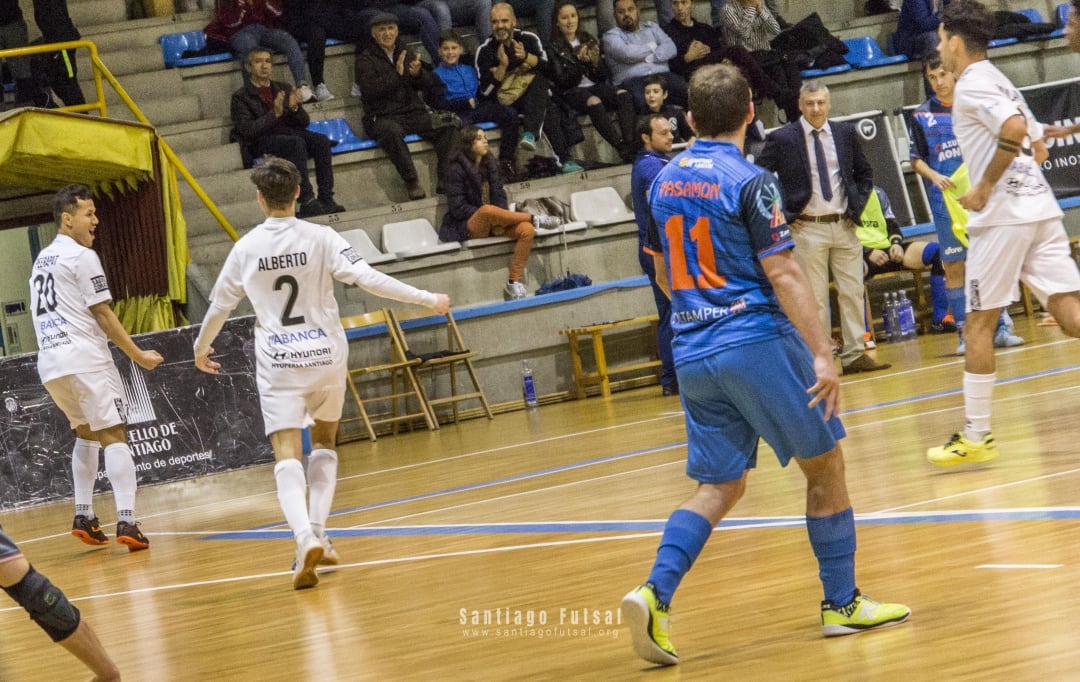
left=274, top=275, right=306, bottom=326
left=33, top=273, right=58, bottom=315
left=663, top=216, right=726, bottom=291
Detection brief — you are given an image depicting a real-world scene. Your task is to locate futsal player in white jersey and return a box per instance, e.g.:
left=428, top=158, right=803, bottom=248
left=31, top=184, right=164, bottom=550
left=193, top=158, right=450, bottom=590
left=926, top=0, right=1080, bottom=466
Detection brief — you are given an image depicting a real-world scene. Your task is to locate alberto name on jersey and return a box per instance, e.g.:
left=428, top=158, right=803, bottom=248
left=648, top=139, right=796, bottom=366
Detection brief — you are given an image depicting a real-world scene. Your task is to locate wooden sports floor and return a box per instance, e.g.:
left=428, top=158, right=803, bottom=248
left=3, top=316, right=1080, bottom=681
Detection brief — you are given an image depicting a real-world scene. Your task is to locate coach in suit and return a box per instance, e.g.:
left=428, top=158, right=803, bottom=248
left=757, top=81, right=889, bottom=375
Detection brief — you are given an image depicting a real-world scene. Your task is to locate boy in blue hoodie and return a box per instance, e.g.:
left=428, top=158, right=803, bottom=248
left=432, top=29, right=522, bottom=180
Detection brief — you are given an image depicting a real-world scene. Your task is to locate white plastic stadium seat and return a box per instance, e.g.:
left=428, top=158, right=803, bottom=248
left=381, top=219, right=462, bottom=259
left=570, top=187, right=635, bottom=227
left=338, top=228, right=396, bottom=265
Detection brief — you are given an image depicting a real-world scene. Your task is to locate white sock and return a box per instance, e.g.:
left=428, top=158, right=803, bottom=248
left=104, top=443, right=137, bottom=521
left=307, top=449, right=338, bottom=537
left=72, top=438, right=100, bottom=518
left=964, top=371, right=996, bottom=442
left=274, top=459, right=313, bottom=545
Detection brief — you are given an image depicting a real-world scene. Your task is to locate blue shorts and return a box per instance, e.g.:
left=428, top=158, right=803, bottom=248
left=932, top=212, right=967, bottom=263
left=677, top=333, right=846, bottom=484
left=0, top=528, right=22, bottom=563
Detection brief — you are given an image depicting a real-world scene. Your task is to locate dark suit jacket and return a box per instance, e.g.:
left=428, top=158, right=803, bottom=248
left=757, top=118, right=874, bottom=225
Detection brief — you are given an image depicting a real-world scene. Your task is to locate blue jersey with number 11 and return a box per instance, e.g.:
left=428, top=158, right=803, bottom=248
left=647, top=139, right=796, bottom=366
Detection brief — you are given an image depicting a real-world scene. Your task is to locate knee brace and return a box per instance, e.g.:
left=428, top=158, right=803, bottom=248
left=3, top=566, right=81, bottom=642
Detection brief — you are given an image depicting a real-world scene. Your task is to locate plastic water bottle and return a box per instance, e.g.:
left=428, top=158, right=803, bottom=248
left=521, top=361, right=538, bottom=408
left=885, top=293, right=902, bottom=343
left=898, top=291, right=917, bottom=340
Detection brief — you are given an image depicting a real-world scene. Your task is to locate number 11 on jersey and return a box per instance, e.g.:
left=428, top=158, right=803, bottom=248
left=663, top=215, right=726, bottom=291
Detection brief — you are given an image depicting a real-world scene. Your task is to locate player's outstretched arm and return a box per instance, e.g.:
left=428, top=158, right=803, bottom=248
left=343, top=259, right=449, bottom=311
left=89, top=302, right=163, bottom=371
left=760, top=250, right=840, bottom=419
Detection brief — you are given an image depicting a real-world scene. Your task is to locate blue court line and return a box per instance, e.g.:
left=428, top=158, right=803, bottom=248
left=210, top=440, right=687, bottom=537
left=214, top=360, right=1080, bottom=541
left=204, top=508, right=1080, bottom=541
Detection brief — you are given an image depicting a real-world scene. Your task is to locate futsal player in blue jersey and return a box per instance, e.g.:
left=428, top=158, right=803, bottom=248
left=909, top=54, right=1024, bottom=354
left=620, top=63, right=910, bottom=667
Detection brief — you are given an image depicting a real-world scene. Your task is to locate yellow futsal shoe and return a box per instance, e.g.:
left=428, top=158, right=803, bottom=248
left=622, top=582, right=678, bottom=666
left=821, top=590, right=911, bottom=637
left=926, top=432, right=999, bottom=467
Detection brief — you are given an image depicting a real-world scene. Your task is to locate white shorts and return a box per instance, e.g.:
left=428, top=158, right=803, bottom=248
left=44, top=366, right=127, bottom=431
left=966, top=218, right=1080, bottom=312
left=259, top=383, right=346, bottom=436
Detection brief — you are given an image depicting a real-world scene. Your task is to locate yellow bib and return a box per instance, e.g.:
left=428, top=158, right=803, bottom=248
left=856, top=189, right=890, bottom=250
left=942, top=163, right=970, bottom=247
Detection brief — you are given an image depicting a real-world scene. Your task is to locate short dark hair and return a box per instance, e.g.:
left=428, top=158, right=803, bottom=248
left=251, top=157, right=300, bottom=210
left=439, top=28, right=463, bottom=47
left=688, top=64, right=750, bottom=137
left=613, top=0, right=635, bottom=8
left=244, top=47, right=272, bottom=66
left=643, top=73, right=667, bottom=92
left=52, top=184, right=93, bottom=226
left=940, top=0, right=995, bottom=54
left=637, top=113, right=668, bottom=140
left=923, top=53, right=943, bottom=73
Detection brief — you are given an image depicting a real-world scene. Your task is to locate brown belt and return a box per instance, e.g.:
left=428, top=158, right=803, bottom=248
left=797, top=213, right=845, bottom=224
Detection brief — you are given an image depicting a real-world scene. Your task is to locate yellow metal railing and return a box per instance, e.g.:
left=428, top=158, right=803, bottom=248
left=0, top=39, right=238, bottom=241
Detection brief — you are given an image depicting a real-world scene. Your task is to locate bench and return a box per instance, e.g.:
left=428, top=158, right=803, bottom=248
left=560, top=315, right=661, bottom=399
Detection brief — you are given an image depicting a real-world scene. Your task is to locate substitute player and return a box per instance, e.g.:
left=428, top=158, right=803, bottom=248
left=193, top=158, right=449, bottom=590
left=926, top=0, right=1080, bottom=466
left=620, top=64, right=909, bottom=667
left=31, top=185, right=163, bottom=551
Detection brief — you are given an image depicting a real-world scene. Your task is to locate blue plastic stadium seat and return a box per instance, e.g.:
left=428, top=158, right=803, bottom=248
left=987, top=37, right=1019, bottom=48
left=1013, top=8, right=1061, bottom=41
left=476, top=121, right=497, bottom=130
left=843, top=36, right=908, bottom=68
left=159, top=31, right=234, bottom=68
left=306, top=118, right=374, bottom=153
left=1044, top=3, right=1069, bottom=39
left=800, top=63, right=852, bottom=78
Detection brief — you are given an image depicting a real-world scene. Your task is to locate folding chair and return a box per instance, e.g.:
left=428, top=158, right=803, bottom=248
left=339, top=228, right=395, bottom=265
left=340, top=310, right=437, bottom=441
left=391, top=309, right=494, bottom=424
left=382, top=218, right=462, bottom=258
left=569, top=187, right=635, bottom=227
left=842, top=36, right=907, bottom=68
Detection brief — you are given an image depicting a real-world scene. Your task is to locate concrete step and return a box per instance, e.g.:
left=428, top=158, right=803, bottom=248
left=68, top=0, right=129, bottom=31
left=84, top=13, right=212, bottom=52
left=171, top=142, right=244, bottom=177
left=107, top=93, right=202, bottom=127
left=79, top=45, right=165, bottom=77
left=158, top=118, right=232, bottom=152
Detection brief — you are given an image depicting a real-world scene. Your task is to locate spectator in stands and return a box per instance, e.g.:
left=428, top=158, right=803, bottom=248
left=355, top=13, right=457, bottom=200
left=439, top=126, right=562, bottom=299
left=206, top=0, right=315, bottom=102
left=642, top=74, right=693, bottom=144
left=603, top=0, right=687, bottom=113
left=664, top=0, right=795, bottom=121
left=717, top=0, right=800, bottom=121
left=431, top=29, right=522, bottom=180
left=504, top=0, right=556, bottom=44
left=230, top=48, right=344, bottom=218
left=858, top=185, right=950, bottom=330
left=425, top=0, right=493, bottom=44
left=341, top=0, right=443, bottom=59
left=476, top=3, right=582, bottom=173
left=282, top=0, right=368, bottom=102
left=757, top=81, right=890, bottom=375
left=894, top=0, right=950, bottom=60
left=0, top=0, right=37, bottom=107
left=547, top=1, right=637, bottom=162
left=596, top=0, right=732, bottom=36
left=31, top=0, right=85, bottom=106
left=630, top=113, right=678, bottom=395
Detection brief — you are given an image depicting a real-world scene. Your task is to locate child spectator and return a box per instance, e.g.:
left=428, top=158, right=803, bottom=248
left=643, top=74, right=694, bottom=144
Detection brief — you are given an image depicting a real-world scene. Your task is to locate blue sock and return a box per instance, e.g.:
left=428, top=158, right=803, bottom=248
left=647, top=509, right=714, bottom=606
left=806, top=507, right=857, bottom=606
